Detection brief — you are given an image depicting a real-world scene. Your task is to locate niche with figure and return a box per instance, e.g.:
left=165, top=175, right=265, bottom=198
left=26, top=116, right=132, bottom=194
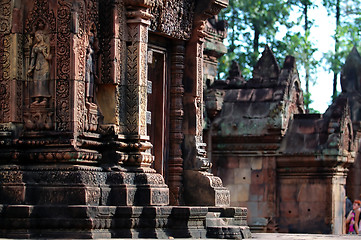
left=23, top=20, right=55, bottom=131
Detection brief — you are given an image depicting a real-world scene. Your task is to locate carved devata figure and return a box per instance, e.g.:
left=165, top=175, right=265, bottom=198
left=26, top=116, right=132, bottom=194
left=85, top=26, right=99, bottom=103
left=27, top=30, right=52, bottom=106
left=84, top=25, right=100, bottom=132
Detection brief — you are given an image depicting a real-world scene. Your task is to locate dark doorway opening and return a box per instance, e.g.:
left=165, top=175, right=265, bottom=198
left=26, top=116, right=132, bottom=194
left=147, top=36, right=170, bottom=182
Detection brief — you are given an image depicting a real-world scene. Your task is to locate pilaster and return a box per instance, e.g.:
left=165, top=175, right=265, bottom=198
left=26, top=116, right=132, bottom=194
left=168, top=40, right=185, bottom=205
left=122, top=1, right=153, bottom=167
left=182, top=0, right=230, bottom=207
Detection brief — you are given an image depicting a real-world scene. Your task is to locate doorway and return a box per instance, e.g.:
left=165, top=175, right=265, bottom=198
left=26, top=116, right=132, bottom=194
left=147, top=38, right=170, bottom=181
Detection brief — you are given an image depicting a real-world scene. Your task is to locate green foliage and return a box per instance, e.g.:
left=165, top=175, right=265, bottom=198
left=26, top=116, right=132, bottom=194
left=218, top=0, right=361, bottom=112
left=322, top=0, right=361, bottom=99
left=218, top=0, right=293, bottom=79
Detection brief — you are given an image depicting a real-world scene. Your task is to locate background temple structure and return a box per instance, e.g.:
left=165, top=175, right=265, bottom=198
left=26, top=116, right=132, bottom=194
left=0, top=0, right=252, bottom=238
left=205, top=46, right=360, bottom=234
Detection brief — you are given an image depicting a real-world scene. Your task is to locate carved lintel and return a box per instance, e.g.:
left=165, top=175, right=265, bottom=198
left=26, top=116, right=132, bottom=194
left=149, top=1, right=195, bottom=40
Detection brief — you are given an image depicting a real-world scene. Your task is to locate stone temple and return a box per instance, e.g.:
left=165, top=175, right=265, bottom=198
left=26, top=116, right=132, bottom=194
left=2, top=0, right=361, bottom=238
left=204, top=45, right=361, bottom=234
left=0, top=0, right=252, bottom=238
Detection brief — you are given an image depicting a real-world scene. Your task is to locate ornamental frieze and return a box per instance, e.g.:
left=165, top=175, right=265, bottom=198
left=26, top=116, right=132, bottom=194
left=149, top=0, right=195, bottom=40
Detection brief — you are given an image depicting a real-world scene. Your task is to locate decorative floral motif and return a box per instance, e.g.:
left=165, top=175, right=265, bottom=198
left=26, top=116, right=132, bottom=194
left=56, top=1, right=71, bottom=132
left=0, top=35, right=10, bottom=122
left=149, top=0, right=194, bottom=40
left=0, top=0, right=12, bottom=34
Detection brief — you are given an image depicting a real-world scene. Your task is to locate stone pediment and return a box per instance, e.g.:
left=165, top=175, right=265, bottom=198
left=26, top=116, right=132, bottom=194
left=279, top=97, right=354, bottom=163
left=341, top=46, right=361, bottom=94
left=339, top=47, right=361, bottom=124
left=252, top=45, right=280, bottom=82
left=210, top=51, right=304, bottom=141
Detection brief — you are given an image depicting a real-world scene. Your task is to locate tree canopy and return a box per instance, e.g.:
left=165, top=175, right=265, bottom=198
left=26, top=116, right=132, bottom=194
left=218, top=0, right=361, bottom=112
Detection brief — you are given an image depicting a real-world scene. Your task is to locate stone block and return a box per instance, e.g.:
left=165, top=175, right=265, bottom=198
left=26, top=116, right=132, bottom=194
left=217, top=167, right=235, bottom=185
left=296, top=120, right=317, bottom=134
left=217, top=156, right=239, bottom=169
left=279, top=184, right=298, bottom=202
left=251, top=158, right=263, bottom=170
left=263, top=156, right=276, bottom=169
left=304, top=134, right=320, bottom=150
left=279, top=201, right=299, bottom=218
left=228, top=184, right=250, bottom=203
left=251, top=170, right=264, bottom=185
left=297, top=183, right=327, bottom=202
left=257, top=202, right=270, bottom=218
left=235, top=89, right=253, bottom=102
left=183, top=170, right=230, bottom=207
left=251, top=88, right=274, bottom=102
left=0, top=185, right=25, bottom=204
left=234, top=168, right=251, bottom=184
left=224, top=89, right=243, bottom=102
left=266, top=167, right=276, bottom=182
left=105, top=186, right=127, bottom=206
left=238, top=158, right=251, bottom=169
left=246, top=201, right=258, bottom=220
left=25, top=186, right=93, bottom=205
left=250, top=184, right=265, bottom=202
left=299, top=202, right=327, bottom=220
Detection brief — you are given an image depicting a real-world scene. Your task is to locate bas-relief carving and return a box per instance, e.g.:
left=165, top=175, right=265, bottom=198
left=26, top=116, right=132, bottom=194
left=85, top=33, right=99, bottom=131
left=23, top=0, right=56, bottom=131
left=0, top=1, right=13, bottom=123
left=149, top=0, right=195, bottom=40
left=0, top=0, right=13, bottom=34
left=56, top=0, right=71, bottom=132
left=0, top=35, right=11, bottom=123
left=27, top=30, right=52, bottom=106
left=125, top=19, right=149, bottom=136
left=168, top=41, right=186, bottom=205
left=73, top=0, right=100, bottom=133
left=85, top=30, right=98, bottom=103
left=84, top=27, right=100, bottom=132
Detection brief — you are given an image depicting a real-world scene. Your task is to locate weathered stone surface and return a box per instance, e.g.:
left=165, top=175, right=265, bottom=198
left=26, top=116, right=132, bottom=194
left=0, top=0, right=252, bottom=238
left=206, top=46, right=356, bottom=234
left=184, top=170, right=230, bottom=207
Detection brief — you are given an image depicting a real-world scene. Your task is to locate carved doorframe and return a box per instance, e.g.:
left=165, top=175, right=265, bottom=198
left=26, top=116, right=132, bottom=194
left=147, top=39, right=170, bottom=179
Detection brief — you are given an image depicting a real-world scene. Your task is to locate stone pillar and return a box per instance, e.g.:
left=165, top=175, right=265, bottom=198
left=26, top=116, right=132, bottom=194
left=122, top=0, right=153, bottom=167
left=0, top=0, right=23, bottom=125
left=182, top=0, right=231, bottom=207
left=168, top=40, right=185, bottom=205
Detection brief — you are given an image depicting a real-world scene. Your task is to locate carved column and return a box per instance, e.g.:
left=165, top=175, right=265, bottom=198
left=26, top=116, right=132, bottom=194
left=0, top=0, right=23, bottom=124
left=122, top=1, right=154, bottom=167
left=168, top=40, right=185, bottom=205
left=56, top=0, right=72, bottom=132
left=183, top=9, right=214, bottom=172
left=183, top=0, right=231, bottom=207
